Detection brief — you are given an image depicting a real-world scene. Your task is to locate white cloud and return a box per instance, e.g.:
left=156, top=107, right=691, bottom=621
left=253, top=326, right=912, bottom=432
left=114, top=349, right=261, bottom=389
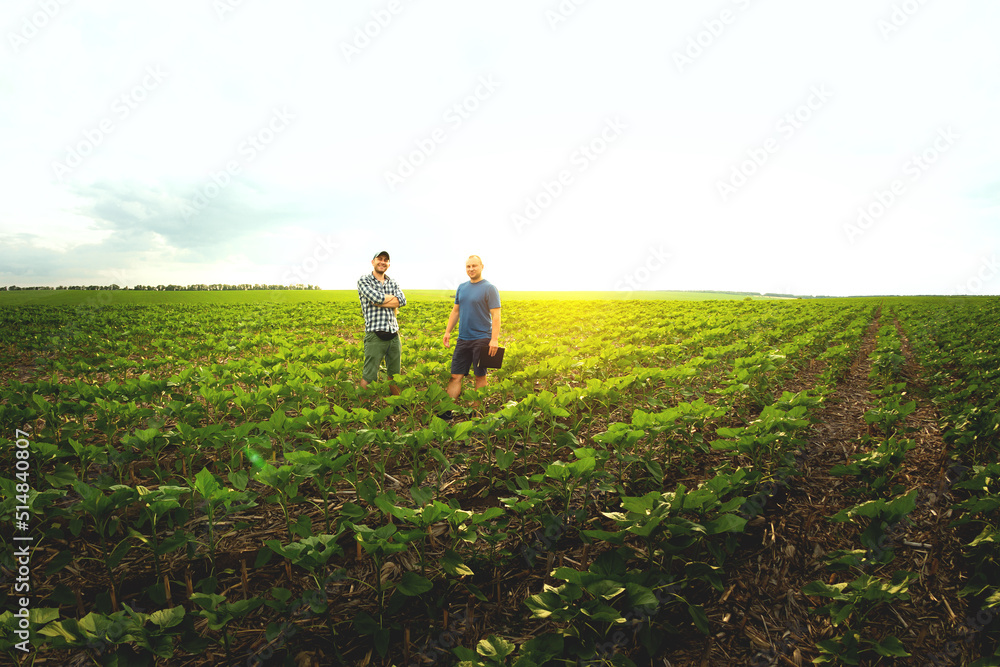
left=1, top=0, right=999, bottom=294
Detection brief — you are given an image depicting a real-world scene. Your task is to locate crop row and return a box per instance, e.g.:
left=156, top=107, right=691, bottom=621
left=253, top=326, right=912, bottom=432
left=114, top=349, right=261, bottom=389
left=804, top=317, right=922, bottom=663
left=0, top=298, right=890, bottom=664
left=895, top=299, right=1000, bottom=664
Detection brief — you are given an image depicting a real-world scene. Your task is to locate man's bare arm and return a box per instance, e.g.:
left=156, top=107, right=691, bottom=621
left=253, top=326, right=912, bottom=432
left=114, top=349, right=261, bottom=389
left=442, top=304, right=460, bottom=347
left=488, top=308, right=501, bottom=355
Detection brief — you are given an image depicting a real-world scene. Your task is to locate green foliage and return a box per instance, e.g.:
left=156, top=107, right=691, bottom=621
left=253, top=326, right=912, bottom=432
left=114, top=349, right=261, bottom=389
left=37, top=605, right=193, bottom=661
left=522, top=548, right=679, bottom=662
left=804, top=572, right=916, bottom=664
left=952, top=464, right=1000, bottom=609
left=191, top=467, right=257, bottom=577
left=830, top=436, right=915, bottom=497
left=190, top=593, right=264, bottom=662
left=868, top=324, right=906, bottom=384
left=130, top=484, right=191, bottom=582
left=3, top=295, right=977, bottom=665
left=454, top=635, right=516, bottom=667
left=589, top=469, right=749, bottom=573
left=70, top=480, right=140, bottom=609
left=829, top=489, right=918, bottom=565
left=711, top=395, right=815, bottom=472
left=863, top=383, right=916, bottom=435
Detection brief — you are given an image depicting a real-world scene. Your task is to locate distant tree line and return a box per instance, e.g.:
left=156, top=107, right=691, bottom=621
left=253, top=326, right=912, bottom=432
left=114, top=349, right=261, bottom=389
left=2, top=284, right=321, bottom=291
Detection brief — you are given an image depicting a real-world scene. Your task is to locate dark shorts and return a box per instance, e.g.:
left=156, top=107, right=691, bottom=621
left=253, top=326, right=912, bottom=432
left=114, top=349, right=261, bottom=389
left=450, top=338, right=491, bottom=377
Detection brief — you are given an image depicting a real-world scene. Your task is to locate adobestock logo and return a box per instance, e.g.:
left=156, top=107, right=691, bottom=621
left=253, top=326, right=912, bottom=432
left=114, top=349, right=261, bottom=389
left=280, top=235, right=340, bottom=286
left=544, top=0, right=590, bottom=31
left=716, top=84, right=833, bottom=202
left=953, top=254, right=999, bottom=296
left=340, top=0, right=417, bottom=63
left=672, top=0, right=756, bottom=73
left=877, top=0, right=932, bottom=40
left=8, top=0, right=73, bottom=54
left=213, top=0, right=250, bottom=20
left=615, top=245, right=671, bottom=292
left=51, top=65, right=169, bottom=182
left=843, top=126, right=959, bottom=244
left=181, top=107, right=295, bottom=221
left=511, top=116, right=627, bottom=234
left=384, top=74, right=500, bottom=192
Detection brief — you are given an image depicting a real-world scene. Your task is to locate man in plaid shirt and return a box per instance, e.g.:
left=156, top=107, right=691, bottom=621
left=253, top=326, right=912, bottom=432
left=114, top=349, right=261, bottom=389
left=357, top=250, right=407, bottom=393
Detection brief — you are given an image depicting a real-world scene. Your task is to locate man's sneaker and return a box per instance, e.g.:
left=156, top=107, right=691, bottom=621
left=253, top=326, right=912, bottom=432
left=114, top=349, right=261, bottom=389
left=437, top=410, right=454, bottom=421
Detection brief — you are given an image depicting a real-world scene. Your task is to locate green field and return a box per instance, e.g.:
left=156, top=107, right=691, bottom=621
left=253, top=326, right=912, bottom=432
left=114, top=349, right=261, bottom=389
left=0, top=289, right=798, bottom=307
left=1, top=295, right=998, bottom=665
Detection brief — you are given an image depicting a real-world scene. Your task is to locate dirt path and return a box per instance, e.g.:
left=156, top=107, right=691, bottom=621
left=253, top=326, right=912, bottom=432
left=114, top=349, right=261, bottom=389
left=664, top=311, right=973, bottom=665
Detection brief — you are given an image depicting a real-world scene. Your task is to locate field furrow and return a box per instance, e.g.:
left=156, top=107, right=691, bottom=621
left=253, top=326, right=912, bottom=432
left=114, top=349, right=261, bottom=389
left=1, top=295, right=998, bottom=666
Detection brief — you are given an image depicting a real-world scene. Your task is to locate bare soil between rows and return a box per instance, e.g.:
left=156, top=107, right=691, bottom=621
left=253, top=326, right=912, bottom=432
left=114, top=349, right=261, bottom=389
left=657, top=315, right=975, bottom=666
left=19, top=311, right=984, bottom=666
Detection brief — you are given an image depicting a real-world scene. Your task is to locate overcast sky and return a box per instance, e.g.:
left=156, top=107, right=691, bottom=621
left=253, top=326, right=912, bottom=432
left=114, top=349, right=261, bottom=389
left=2, top=1, right=998, bottom=296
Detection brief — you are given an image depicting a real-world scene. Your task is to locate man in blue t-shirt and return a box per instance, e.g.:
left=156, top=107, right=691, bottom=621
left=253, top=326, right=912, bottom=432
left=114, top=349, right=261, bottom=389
left=442, top=255, right=501, bottom=402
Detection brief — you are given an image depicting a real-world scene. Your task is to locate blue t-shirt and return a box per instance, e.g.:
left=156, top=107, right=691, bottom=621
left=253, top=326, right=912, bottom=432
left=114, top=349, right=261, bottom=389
left=456, top=279, right=501, bottom=340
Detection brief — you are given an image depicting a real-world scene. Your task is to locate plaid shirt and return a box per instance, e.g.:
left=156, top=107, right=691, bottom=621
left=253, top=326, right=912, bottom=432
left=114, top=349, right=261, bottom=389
left=357, top=272, right=406, bottom=333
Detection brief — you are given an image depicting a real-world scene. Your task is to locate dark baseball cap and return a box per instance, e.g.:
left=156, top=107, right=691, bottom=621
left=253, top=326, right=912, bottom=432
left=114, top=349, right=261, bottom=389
left=373, top=251, right=390, bottom=260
